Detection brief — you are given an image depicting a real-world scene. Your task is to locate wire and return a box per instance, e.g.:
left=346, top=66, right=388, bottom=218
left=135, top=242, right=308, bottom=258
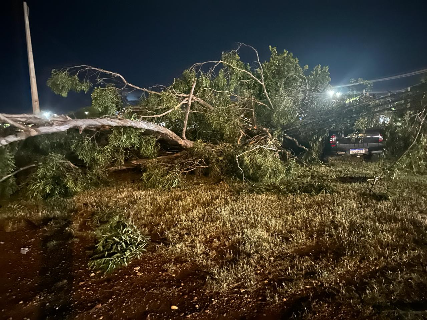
left=332, top=68, right=427, bottom=88
left=342, top=81, right=423, bottom=96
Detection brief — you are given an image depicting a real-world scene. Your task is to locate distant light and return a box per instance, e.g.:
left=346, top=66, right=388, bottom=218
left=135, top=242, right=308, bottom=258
left=84, top=111, right=89, bottom=115
left=327, top=90, right=335, bottom=97
left=335, top=92, right=342, bottom=98
left=42, top=111, right=52, bottom=119
left=379, top=115, right=390, bottom=124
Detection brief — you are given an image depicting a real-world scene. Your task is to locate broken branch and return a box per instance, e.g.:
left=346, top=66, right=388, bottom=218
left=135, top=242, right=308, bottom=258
left=0, top=114, right=193, bottom=149
left=0, top=164, right=36, bottom=183
left=182, top=80, right=197, bottom=139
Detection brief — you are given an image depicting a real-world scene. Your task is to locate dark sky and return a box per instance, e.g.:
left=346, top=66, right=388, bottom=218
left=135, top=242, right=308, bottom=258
left=1, top=0, right=427, bottom=114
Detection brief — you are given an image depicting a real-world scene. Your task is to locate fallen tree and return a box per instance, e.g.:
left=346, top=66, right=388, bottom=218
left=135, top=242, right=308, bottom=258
left=43, top=45, right=332, bottom=147
left=2, top=44, right=426, bottom=199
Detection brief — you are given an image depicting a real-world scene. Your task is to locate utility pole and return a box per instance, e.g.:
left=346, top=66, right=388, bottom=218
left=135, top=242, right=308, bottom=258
left=23, top=2, right=40, bottom=114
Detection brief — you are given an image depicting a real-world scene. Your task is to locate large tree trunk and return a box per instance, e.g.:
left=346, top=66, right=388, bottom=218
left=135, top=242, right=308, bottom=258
left=0, top=114, right=193, bottom=148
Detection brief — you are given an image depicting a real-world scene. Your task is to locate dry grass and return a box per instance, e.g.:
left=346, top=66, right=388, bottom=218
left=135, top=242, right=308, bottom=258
left=1, top=161, right=427, bottom=318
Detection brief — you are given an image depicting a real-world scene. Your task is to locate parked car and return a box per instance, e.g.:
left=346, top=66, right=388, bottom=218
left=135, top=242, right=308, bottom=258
left=324, top=128, right=384, bottom=161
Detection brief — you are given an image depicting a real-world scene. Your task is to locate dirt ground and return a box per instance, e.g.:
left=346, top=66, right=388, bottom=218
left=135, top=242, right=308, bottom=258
left=0, top=218, right=291, bottom=320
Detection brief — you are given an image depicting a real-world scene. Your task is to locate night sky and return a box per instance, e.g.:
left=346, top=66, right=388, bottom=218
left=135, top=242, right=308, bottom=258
left=1, top=0, right=427, bottom=114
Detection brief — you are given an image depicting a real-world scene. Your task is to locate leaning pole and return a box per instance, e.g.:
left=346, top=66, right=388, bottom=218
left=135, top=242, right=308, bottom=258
left=23, top=2, right=40, bottom=115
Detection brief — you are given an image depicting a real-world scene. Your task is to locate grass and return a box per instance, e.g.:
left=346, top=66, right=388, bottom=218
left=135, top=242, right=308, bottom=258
left=1, top=160, right=426, bottom=318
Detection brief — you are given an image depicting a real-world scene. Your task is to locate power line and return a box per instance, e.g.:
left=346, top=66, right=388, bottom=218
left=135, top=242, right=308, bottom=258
left=332, top=68, right=427, bottom=88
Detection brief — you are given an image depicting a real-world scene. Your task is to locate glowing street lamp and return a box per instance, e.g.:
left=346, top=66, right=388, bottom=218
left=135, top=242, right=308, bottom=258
left=326, top=90, right=343, bottom=99
left=41, top=111, right=52, bottom=119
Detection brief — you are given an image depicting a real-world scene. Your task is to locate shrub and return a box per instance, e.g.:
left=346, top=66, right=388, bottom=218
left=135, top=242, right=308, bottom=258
left=89, top=215, right=150, bottom=273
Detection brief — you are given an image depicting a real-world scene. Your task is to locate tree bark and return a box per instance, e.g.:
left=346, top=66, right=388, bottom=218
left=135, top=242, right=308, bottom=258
left=182, top=80, right=197, bottom=139
left=0, top=114, right=193, bottom=149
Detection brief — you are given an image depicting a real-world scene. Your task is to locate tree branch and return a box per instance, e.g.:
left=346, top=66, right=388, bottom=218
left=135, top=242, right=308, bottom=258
left=182, top=80, right=197, bottom=139
left=190, top=43, right=275, bottom=110
left=0, top=164, right=36, bottom=183
left=138, top=99, right=188, bottom=118
left=0, top=114, right=30, bottom=131
left=283, top=133, right=309, bottom=151
left=0, top=114, right=193, bottom=149
left=67, top=65, right=161, bottom=95
left=392, top=108, right=426, bottom=169
left=238, top=43, right=275, bottom=111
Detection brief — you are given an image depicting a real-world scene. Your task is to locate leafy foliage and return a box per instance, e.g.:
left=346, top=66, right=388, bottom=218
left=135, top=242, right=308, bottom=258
left=384, top=109, right=427, bottom=173
left=91, top=86, right=122, bottom=115
left=0, top=146, right=17, bottom=198
left=46, top=46, right=332, bottom=148
left=28, top=153, right=85, bottom=199
left=402, top=134, right=427, bottom=173
left=107, top=128, right=158, bottom=161
left=73, top=128, right=158, bottom=170
left=47, top=70, right=91, bottom=97
left=141, top=162, right=181, bottom=189
left=188, top=141, right=239, bottom=179
left=17, top=132, right=77, bottom=159
left=239, top=147, right=294, bottom=183
left=89, top=215, right=150, bottom=273
left=301, top=132, right=329, bottom=163
left=1, top=127, right=160, bottom=200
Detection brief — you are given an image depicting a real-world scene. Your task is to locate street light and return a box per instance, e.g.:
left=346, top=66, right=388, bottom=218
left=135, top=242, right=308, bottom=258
left=42, top=111, right=52, bottom=119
